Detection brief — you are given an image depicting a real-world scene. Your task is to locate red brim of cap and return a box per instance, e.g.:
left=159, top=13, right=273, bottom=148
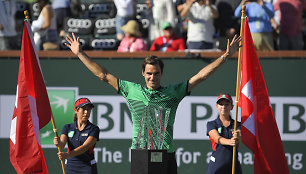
left=76, top=103, right=94, bottom=108
left=216, top=97, right=232, bottom=104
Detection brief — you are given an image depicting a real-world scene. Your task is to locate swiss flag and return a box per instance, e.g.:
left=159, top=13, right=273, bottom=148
left=238, top=18, right=289, bottom=174
left=10, top=21, right=51, bottom=173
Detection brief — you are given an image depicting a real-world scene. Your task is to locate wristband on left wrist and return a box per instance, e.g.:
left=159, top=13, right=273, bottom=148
left=221, top=55, right=227, bottom=62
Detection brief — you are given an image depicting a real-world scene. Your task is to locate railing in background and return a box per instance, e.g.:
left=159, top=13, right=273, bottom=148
left=0, top=51, right=306, bottom=59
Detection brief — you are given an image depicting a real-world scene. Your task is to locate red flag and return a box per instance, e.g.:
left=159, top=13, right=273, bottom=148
left=238, top=18, right=289, bottom=174
left=10, top=21, right=51, bottom=174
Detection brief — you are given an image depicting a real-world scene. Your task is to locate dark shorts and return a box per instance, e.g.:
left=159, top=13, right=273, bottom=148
left=65, top=160, right=97, bottom=174
left=0, top=36, right=20, bottom=50
left=188, top=41, right=213, bottom=50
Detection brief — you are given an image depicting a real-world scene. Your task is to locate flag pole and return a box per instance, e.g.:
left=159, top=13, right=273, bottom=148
left=232, top=4, right=246, bottom=174
left=24, top=10, right=30, bottom=21
left=51, top=113, right=67, bottom=174
left=23, top=10, right=66, bottom=174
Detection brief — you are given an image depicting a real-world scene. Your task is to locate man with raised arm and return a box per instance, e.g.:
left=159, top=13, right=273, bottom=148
left=64, top=33, right=241, bottom=174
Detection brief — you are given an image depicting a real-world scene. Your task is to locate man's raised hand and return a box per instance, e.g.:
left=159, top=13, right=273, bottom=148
left=226, top=34, right=242, bottom=58
left=64, top=33, right=82, bottom=56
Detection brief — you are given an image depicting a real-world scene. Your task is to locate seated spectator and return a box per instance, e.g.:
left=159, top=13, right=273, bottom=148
left=117, top=20, right=147, bottom=52
left=235, top=0, right=275, bottom=51
left=180, top=0, right=219, bottom=50
left=150, top=22, right=186, bottom=52
left=32, top=0, right=59, bottom=50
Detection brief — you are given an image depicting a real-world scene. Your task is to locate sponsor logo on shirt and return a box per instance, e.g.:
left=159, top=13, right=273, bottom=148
left=68, top=131, right=74, bottom=138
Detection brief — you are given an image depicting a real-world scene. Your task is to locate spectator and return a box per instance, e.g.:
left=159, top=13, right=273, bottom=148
left=32, top=0, right=59, bottom=50
left=175, top=0, right=188, bottom=43
left=0, top=0, right=19, bottom=50
left=274, top=0, right=306, bottom=50
left=114, top=0, right=136, bottom=41
left=213, top=0, right=240, bottom=50
left=117, top=20, right=147, bottom=52
left=52, top=0, right=71, bottom=37
left=146, top=0, right=177, bottom=46
left=235, top=0, right=275, bottom=51
left=180, top=0, right=219, bottom=50
left=150, top=22, right=186, bottom=52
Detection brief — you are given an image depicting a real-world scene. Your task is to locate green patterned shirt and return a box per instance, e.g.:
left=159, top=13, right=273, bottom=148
left=118, top=79, right=189, bottom=152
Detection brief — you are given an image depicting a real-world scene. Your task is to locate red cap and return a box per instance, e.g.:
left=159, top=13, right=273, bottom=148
left=74, top=98, right=94, bottom=108
left=216, top=94, right=233, bottom=104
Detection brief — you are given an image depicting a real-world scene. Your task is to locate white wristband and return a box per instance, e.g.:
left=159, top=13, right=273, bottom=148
left=221, top=55, right=227, bottom=62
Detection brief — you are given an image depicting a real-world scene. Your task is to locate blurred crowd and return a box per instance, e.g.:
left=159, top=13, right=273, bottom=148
left=0, top=0, right=305, bottom=51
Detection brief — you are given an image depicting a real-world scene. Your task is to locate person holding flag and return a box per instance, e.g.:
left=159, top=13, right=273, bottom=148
left=53, top=98, right=100, bottom=174
left=206, top=94, right=242, bottom=174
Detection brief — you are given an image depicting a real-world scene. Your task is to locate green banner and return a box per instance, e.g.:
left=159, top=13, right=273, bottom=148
left=40, top=88, right=76, bottom=145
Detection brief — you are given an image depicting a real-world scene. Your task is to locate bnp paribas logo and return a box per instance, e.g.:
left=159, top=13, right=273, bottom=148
left=40, top=87, right=78, bottom=147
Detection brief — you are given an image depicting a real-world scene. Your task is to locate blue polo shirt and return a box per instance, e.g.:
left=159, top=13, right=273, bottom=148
left=62, top=121, right=100, bottom=167
left=206, top=116, right=242, bottom=174
left=235, top=2, right=274, bottom=33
